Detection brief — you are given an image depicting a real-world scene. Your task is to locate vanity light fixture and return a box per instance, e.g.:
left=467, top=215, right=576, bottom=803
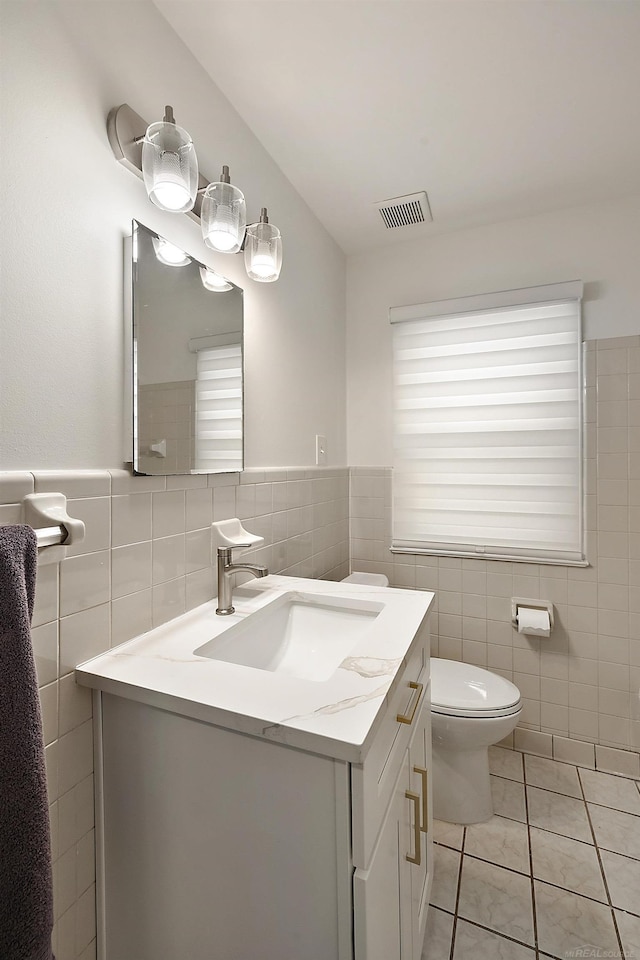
left=108, top=103, right=283, bottom=281
left=141, top=106, right=199, bottom=213
left=201, top=166, right=247, bottom=254
left=244, top=208, right=282, bottom=283
left=199, top=266, right=233, bottom=292
left=151, top=236, right=191, bottom=267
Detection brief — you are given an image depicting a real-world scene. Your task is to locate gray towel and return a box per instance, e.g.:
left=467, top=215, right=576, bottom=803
left=0, top=525, right=54, bottom=960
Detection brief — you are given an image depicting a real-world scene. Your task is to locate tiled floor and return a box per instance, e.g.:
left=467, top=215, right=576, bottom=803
left=423, top=747, right=640, bottom=959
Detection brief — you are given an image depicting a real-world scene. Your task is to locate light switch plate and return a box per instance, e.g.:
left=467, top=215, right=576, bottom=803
left=315, top=435, right=327, bottom=465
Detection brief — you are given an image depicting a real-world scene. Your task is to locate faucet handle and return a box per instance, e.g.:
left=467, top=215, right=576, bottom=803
left=217, top=544, right=252, bottom=553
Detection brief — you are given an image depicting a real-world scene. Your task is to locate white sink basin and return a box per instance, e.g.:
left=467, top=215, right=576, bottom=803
left=194, top=591, right=383, bottom=682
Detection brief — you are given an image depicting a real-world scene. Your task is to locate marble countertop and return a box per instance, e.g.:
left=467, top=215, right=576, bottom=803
left=76, top=575, right=434, bottom=763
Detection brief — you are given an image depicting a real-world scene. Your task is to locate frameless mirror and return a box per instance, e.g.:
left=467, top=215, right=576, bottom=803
left=130, top=220, right=243, bottom=475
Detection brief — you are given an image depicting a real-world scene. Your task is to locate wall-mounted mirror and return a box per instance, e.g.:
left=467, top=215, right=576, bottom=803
left=130, top=220, right=243, bottom=475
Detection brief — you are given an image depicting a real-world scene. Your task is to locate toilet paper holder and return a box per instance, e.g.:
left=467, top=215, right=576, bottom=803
left=511, top=598, right=554, bottom=632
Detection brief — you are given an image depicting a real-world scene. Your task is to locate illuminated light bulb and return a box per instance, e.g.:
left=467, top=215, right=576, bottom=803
left=141, top=106, right=198, bottom=214
left=244, top=208, right=282, bottom=283
left=248, top=246, right=277, bottom=279
left=201, top=166, right=246, bottom=254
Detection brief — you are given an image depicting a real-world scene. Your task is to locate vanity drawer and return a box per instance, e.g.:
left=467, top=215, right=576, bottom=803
left=351, top=616, right=430, bottom=869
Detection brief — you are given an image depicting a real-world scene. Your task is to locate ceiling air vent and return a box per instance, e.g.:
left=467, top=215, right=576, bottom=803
left=374, top=191, right=432, bottom=229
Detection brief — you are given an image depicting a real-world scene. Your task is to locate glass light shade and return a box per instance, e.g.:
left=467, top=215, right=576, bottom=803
left=244, top=221, right=282, bottom=282
left=199, top=266, right=233, bottom=292
left=142, top=120, right=198, bottom=213
left=151, top=236, right=191, bottom=266
left=201, top=180, right=246, bottom=253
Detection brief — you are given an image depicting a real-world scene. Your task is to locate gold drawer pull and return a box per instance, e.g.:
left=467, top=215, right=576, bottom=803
left=414, top=766, right=428, bottom=833
left=397, top=681, right=424, bottom=725
left=405, top=791, right=421, bottom=865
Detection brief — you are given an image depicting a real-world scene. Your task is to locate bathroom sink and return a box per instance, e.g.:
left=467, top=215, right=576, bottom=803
left=194, top=591, right=383, bottom=682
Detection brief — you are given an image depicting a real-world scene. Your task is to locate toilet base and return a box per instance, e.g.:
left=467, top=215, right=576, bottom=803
left=432, top=743, right=493, bottom=824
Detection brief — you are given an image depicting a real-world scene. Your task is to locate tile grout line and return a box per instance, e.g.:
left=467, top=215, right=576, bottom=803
left=577, top=765, right=626, bottom=959
left=448, top=825, right=466, bottom=960
left=522, top=754, right=540, bottom=960
left=523, top=783, right=640, bottom=847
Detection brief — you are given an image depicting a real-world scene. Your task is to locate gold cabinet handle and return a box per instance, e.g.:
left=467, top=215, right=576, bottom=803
left=397, top=681, right=424, bottom=725
left=414, top=766, right=428, bottom=833
left=405, top=791, right=421, bottom=865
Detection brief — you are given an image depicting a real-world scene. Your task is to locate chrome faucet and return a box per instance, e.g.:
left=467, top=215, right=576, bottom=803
left=216, top=545, right=268, bottom=616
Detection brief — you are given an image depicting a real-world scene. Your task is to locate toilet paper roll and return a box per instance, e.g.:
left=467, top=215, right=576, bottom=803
left=517, top=606, right=551, bottom=637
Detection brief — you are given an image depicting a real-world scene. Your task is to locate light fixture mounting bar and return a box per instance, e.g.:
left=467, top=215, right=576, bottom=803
left=106, top=103, right=210, bottom=223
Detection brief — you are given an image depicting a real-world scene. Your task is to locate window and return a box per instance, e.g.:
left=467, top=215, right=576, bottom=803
left=390, top=282, right=584, bottom=564
left=194, top=343, right=243, bottom=472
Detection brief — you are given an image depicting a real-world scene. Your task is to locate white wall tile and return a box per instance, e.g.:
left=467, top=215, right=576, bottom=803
left=152, top=534, right=186, bottom=585
left=57, top=720, right=93, bottom=796
left=185, top=568, right=214, bottom=610
left=185, top=487, right=213, bottom=531
left=32, top=620, right=59, bottom=686
left=152, top=577, right=186, bottom=627
left=0, top=471, right=34, bottom=503
left=76, top=884, right=96, bottom=954
left=111, top=494, right=151, bottom=546
left=553, top=735, right=595, bottom=768
left=76, top=828, right=95, bottom=898
left=33, top=562, right=59, bottom=627
left=59, top=603, right=111, bottom=675
left=39, top=681, right=58, bottom=745
left=58, top=674, right=92, bottom=738
left=60, top=551, right=110, bottom=617
left=151, top=490, right=185, bottom=538
left=514, top=728, right=553, bottom=757
left=111, top=541, right=152, bottom=599
left=33, top=470, right=111, bottom=499
left=0, top=503, right=22, bottom=524
left=45, top=741, right=59, bottom=804
left=109, top=470, right=165, bottom=494
left=111, top=589, right=152, bottom=646
left=595, top=744, right=640, bottom=777
left=66, top=497, right=111, bottom=557
left=185, top=528, right=211, bottom=574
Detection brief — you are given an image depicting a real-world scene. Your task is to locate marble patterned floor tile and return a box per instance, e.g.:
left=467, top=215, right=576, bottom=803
left=600, top=849, right=640, bottom=916
left=430, top=844, right=461, bottom=913
left=491, top=775, right=527, bottom=823
left=465, top=816, right=530, bottom=874
left=526, top=786, right=593, bottom=843
left=529, top=827, right=607, bottom=902
left=421, top=907, right=454, bottom=960
left=534, top=881, right=620, bottom=958
left=615, top=909, right=640, bottom=959
left=453, top=919, right=535, bottom=959
left=588, top=804, right=640, bottom=860
left=524, top=754, right=582, bottom=798
left=457, top=857, right=534, bottom=945
left=421, top=756, right=640, bottom=960
left=433, top=819, right=465, bottom=850
left=489, top=746, right=524, bottom=782
left=579, top=767, right=640, bottom=815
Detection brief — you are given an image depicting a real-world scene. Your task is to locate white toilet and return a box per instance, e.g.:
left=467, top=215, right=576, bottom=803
left=430, top=659, right=521, bottom=824
left=342, top=572, right=522, bottom=825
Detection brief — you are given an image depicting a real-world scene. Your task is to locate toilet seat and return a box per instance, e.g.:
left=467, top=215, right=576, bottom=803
left=431, top=659, right=522, bottom=719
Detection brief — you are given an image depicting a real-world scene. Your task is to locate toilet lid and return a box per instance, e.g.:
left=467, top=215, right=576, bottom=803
left=431, top=659, right=521, bottom=716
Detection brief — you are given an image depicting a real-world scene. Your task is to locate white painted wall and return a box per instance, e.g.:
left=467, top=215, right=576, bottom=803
left=346, top=195, right=640, bottom=464
left=0, top=1, right=346, bottom=471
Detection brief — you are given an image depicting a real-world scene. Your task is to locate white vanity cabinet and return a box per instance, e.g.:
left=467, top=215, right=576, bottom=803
left=79, top=579, right=434, bottom=960
left=352, top=679, right=433, bottom=960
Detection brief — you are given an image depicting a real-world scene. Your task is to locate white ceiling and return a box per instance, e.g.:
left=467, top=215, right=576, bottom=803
left=156, top=1, right=640, bottom=255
